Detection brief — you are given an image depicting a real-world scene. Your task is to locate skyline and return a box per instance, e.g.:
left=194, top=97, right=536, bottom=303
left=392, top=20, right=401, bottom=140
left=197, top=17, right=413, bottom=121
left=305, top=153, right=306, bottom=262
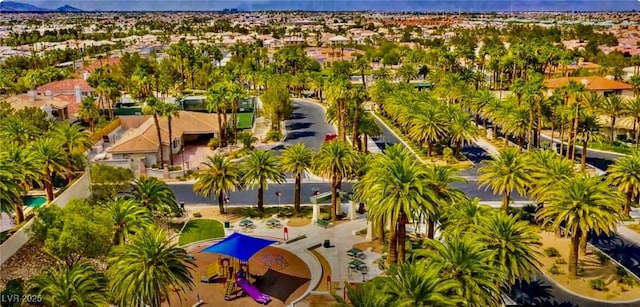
left=15, top=0, right=640, bottom=12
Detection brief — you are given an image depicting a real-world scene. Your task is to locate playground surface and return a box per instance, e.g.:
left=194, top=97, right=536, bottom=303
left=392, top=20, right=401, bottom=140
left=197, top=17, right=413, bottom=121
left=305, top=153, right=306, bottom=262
left=164, top=245, right=311, bottom=306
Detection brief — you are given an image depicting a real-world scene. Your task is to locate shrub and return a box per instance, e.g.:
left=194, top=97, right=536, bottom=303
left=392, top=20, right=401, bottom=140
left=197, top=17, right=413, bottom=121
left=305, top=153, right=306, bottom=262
left=544, top=247, right=561, bottom=257
left=595, top=251, right=609, bottom=265
left=168, top=166, right=182, bottom=171
left=590, top=278, right=608, bottom=291
left=193, top=212, right=202, bottom=218
left=555, top=258, right=567, bottom=265
left=549, top=264, right=562, bottom=275
left=616, top=267, right=635, bottom=286
left=0, top=278, right=23, bottom=307
left=266, top=130, right=283, bottom=142
left=442, top=147, right=455, bottom=163
left=208, top=137, right=220, bottom=150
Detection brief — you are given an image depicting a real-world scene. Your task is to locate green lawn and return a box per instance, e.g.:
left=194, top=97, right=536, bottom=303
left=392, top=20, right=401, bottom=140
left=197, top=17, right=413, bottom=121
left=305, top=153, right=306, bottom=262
left=588, top=141, right=634, bottom=155
left=236, top=113, right=254, bottom=130
left=178, top=219, right=225, bottom=246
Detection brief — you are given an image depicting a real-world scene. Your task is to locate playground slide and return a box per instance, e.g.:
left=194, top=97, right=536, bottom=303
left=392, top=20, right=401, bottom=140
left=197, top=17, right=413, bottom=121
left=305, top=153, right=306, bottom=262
left=236, top=278, right=271, bottom=304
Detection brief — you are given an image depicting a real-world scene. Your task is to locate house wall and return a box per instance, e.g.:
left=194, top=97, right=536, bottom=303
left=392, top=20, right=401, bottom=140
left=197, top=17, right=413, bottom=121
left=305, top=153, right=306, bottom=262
left=112, top=152, right=157, bottom=169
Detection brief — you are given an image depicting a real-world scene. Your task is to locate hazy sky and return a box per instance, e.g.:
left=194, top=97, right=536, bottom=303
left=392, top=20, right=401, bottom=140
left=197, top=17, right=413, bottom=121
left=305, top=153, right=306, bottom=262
left=20, top=0, right=640, bottom=12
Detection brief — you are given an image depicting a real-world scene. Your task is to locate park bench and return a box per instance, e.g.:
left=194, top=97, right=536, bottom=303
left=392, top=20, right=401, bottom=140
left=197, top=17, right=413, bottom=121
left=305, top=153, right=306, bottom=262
left=315, top=219, right=330, bottom=228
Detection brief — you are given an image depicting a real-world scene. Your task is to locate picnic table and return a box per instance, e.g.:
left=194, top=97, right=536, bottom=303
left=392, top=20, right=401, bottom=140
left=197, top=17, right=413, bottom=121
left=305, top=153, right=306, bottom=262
left=347, top=248, right=365, bottom=259
left=239, top=219, right=254, bottom=231
left=348, top=259, right=367, bottom=271
left=266, top=218, right=281, bottom=228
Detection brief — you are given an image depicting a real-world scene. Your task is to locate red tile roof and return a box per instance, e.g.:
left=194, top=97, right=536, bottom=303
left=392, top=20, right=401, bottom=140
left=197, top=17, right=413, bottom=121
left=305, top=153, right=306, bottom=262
left=36, top=79, right=94, bottom=93
left=77, top=57, right=120, bottom=74
left=544, top=76, right=632, bottom=91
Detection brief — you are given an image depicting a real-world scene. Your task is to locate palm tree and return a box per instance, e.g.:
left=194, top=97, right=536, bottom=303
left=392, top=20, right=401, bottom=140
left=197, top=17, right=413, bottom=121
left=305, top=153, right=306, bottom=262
left=193, top=155, right=239, bottom=214
left=536, top=176, right=622, bottom=278
left=52, top=122, right=93, bottom=181
left=476, top=212, right=541, bottom=286
left=313, top=141, right=358, bottom=221
left=607, top=153, right=640, bottom=217
left=408, top=105, right=446, bottom=157
left=624, top=96, right=640, bottom=149
left=241, top=150, right=284, bottom=214
left=448, top=110, right=480, bottom=157
left=600, top=94, right=627, bottom=142
left=206, top=84, right=228, bottom=147
left=384, top=262, right=462, bottom=306
left=280, top=144, right=314, bottom=213
left=576, top=113, right=603, bottom=170
left=143, top=97, right=166, bottom=167
left=77, top=97, right=100, bottom=132
left=0, top=153, right=26, bottom=222
left=528, top=149, right=575, bottom=204
left=163, top=103, right=180, bottom=166
left=423, top=165, right=466, bottom=239
left=108, top=228, right=195, bottom=307
left=439, top=198, right=493, bottom=235
left=30, top=138, right=69, bottom=202
left=29, top=263, right=108, bottom=306
left=325, top=80, right=350, bottom=141
left=227, top=81, right=246, bottom=145
left=131, top=177, right=180, bottom=215
left=363, top=146, right=433, bottom=264
left=107, top=198, right=153, bottom=245
left=334, top=280, right=389, bottom=307
left=471, top=89, right=498, bottom=133
left=478, top=147, right=532, bottom=214
left=353, top=56, right=370, bottom=90
left=420, top=234, right=504, bottom=307
left=396, top=63, right=418, bottom=83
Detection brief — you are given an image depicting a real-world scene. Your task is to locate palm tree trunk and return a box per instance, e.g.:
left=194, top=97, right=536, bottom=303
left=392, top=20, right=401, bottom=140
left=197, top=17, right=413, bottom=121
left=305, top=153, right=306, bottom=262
left=625, top=189, right=633, bottom=217
left=427, top=141, right=434, bottom=157
left=611, top=117, right=616, bottom=142
left=330, top=174, right=338, bottom=221
left=580, top=231, right=589, bottom=256
left=386, top=220, right=398, bottom=266
left=153, top=115, right=164, bottom=167
left=216, top=113, right=223, bottom=148
left=581, top=139, right=588, bottom=171
left=503, top=191, right=510, bottom=214
left=364, top=134, right=369, bottom=153
left=232, top=100, right=238, bottom=144
left=168, top=116, right=174, bottom=166
left=13, top=203, right=24, bottom=224
left=257, top=183, right=264, bottom=215
left=352, top=106, right=361, bottom=151
left=397, top=210, right=407, bottom=264
left=376, top=217, right=385, bottom=244
left=218, top=190, right=225, bottom=214
left=569, top=229, right=581, bottom=279
left=45, top=175, right=54, bottom=202
left=427, top=215, right=435, bottom=239
left=294, top=172, right=301, bottom=213
left=635, top=118, right=639, bottom=150
left=567, top=116, right=577, bottom=160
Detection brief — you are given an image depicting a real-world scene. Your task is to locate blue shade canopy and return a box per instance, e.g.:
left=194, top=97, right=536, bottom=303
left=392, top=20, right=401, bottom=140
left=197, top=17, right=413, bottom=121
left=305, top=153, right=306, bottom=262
left=201, top=232, right=276, bottom=262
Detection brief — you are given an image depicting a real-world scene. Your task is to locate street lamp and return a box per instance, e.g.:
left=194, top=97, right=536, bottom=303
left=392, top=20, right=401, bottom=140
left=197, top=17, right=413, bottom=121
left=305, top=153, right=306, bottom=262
left=361, top=271, right=367, bottom=282
left=275, top=191, right=282, bottom=206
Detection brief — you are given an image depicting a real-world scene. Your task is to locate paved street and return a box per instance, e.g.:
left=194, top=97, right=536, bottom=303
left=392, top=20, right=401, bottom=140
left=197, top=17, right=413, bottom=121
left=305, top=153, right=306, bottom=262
left=170, top=181, right=522, bottom=206
left=278, top=99, right=335, bottom=153
left=540, top=134, right=624, bottom=171
left=590, top=233, right=640, bottom=278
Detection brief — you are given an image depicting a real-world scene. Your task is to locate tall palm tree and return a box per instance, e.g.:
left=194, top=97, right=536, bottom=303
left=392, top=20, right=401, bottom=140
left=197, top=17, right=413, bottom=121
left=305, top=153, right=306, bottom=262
left=206, top=83, right=228, bottom=147
left=408, top=105, right=446, bottom=157
left=227, top=81, right=246, bottom=145
left=420, top=234, right=504, bottom=307
left=193, top=155, right=239, bottom=214
left=77, top=97, right=100, bottom=132
left=478, top=147, right=532, bottom=214
left=334, top=280, right=389, bottom=307
left=0, top=152, right=26, bottom=221
left=527, top=149, right=575, bottom=203
left=624, top=96, right=640, bottom=149
left=29, top=263, right=108, bottom=306
left=576, top=113, right=603, bottom=170
left=313, top=141, right=358, bottom=221
left=30, top=138, right=69, bottom=202
left=108, top=228, right=195, bottom=307
left=241, top=150, right=284, bottom=214
left=51, top=122, right=93, bottom=181
left=107, top=198, right=153, bottom=245
left=448, top=110, right=480, bottom=156
left=131, top=177, right=180, bottom=215
left=384, top=262, right=462, bottom=306
left=325, top=80, right=351, bottom=141
left=476, top=212, right=541, bottom=286
left=143, top=97, right=166, bottom=167
left=280, top=144, right=313, bottom=213
left=439, top=198, right=492, bottom=235
left=600, top=94, right=627, bottom=142
left=363, top=146, right=433, bottom=264
left=536, top=176, right=622, bottom=279
left=423, top=165, right=466, bottom=239
left=607, top=152, right=640, bottom=217
left=163, top=103, right=180, bottom=166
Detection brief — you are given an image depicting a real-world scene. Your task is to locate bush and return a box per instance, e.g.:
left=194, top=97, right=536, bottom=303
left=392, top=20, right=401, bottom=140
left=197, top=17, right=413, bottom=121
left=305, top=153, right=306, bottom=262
left=266, top=130, right=283, bottom=142
left=595, top=251, right=609, bottom=265
left=555, top=258, right=567, bottom=265
left=442, top=147, right=455, bottom=163
left=168, top=166, right=182, bottom=171
left=544, top=247, right=561, bottom=257
left=616, top=267, right=635, bottom=286
left=589, top=278, right=608, bottom=291
left=208, top=137, right=220, bottom=150
left=549, top=264, right=562, bottom=275
left=193, top=212, right=202, bottom=218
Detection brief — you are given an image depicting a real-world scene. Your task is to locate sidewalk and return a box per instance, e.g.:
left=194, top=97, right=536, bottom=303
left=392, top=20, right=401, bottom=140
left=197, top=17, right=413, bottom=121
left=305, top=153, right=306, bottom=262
left=617, top=223, right=640, bottom=247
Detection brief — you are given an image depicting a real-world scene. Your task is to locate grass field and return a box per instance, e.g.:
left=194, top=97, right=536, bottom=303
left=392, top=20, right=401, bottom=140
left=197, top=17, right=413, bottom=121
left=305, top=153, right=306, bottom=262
left=236, top=113, right=254, bottom=130
left=178, top=219, right=225, bottom=246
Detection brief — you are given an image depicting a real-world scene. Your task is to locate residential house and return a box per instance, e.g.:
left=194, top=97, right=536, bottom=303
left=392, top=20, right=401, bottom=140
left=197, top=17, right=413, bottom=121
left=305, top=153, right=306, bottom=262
left=107, top=111, right=222, bottom=170
left=544, top=76, right=633, bottom=97
left=7, top=92, right=72, bottom=121
left=77, top=57, right=121, bottom=80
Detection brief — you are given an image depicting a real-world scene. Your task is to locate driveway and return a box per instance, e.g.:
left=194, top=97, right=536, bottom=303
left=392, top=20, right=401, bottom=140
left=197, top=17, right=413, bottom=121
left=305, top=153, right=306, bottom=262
left=272, top=99, right=335, bottom=153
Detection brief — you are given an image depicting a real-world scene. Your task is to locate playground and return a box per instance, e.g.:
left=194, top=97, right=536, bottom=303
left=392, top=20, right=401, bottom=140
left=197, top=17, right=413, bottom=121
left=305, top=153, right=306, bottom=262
left=164, top=233, right=311, bottom=306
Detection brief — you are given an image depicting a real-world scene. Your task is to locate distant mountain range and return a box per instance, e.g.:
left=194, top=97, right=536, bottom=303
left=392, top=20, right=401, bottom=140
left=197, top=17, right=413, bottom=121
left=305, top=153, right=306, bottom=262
left=0, top=1, right=82, bottom=12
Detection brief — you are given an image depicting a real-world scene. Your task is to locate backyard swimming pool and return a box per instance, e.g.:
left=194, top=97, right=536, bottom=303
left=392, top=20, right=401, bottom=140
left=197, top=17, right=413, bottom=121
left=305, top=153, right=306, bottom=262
left=23, top=196, right=47, bottom=208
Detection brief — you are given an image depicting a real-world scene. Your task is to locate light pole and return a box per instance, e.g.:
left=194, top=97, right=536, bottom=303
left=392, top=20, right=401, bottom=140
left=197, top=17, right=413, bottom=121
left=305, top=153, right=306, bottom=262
left=275, top=191, right=281, bottom=206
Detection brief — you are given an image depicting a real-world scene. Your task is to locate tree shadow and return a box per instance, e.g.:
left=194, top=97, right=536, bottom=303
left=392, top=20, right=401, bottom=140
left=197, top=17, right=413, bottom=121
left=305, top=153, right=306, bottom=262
left=286, top=131, right=316, bottom=140
left=289, top=112, right=306, bottom=120
left=511, top=279, right=553, bottom=305
left=287, top=122, right=312, bottom=130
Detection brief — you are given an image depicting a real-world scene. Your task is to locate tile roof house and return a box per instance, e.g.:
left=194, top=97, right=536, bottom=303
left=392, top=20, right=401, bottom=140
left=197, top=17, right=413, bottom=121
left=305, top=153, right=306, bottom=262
left=7, top=92, right=71, bottom=121
left=76, top=57, right=120, bottom=80
left=108, top=111, right=221, bottom=168
left=36, top=78, right=95, bottom=100
left=544, top=76, right=633, bottom=97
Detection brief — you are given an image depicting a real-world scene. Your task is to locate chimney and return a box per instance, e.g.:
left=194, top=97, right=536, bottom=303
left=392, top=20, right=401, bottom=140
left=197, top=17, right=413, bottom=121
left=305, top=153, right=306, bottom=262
left=74, top=85, right=82, bottom=104
left=28, top=90, right=36, bottom=102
